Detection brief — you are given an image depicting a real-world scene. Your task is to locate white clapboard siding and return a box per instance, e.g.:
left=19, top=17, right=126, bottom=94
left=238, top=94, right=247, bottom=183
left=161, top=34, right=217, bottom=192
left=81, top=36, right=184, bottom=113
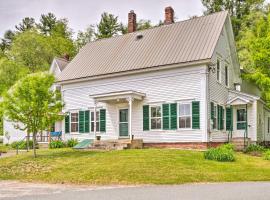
left=3, top=120, right=27, bottom=144
left=62, top=65, right=208, bottom=143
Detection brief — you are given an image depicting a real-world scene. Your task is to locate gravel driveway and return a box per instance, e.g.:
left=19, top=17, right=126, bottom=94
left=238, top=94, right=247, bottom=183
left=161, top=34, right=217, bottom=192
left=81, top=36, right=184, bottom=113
left=1, top=181, right=270, bottom=200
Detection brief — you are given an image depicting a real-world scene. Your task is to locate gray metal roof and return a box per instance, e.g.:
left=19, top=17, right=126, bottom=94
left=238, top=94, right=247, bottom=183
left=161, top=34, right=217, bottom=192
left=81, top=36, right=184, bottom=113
left=55, top=57, right=69, bottom=71
left=57, top=11, right=228, bottom=82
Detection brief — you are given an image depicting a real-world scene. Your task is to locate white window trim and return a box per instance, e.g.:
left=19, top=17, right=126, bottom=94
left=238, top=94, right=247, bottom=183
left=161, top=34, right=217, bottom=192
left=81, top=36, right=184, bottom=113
left=70, top=111, right=79, bottom=134
left=90, top=110, right=100, bottom=133
left=149, top=105, right=162, bottom=131
left=216, top=58, right=222, bottom=83
left=178, top=102, right=192, bottom=130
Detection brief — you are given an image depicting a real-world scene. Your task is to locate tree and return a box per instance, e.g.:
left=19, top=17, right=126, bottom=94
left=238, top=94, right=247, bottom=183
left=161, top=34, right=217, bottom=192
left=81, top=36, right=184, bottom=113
left=0, top=30, right=15, bottom=52
left=15, top=17, right=36, bottom=32
left=238, top=9, right=270, bottom=105
left=137, top=20, right=153, bottom=31
left=95, top=12, right=121, bottom=39
left=37, top=13, right=57, bottom=35
left=2, top=73, right=64, bottom=157
left=76, top=25, right=95, bottom=50
left=201, top=0, right=265, bottom=38
left=9, top=30, right=53, bottom=72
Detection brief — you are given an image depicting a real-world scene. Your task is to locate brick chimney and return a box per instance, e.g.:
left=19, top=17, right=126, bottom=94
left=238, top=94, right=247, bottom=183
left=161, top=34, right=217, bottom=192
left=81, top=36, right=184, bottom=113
left=164, top=6, right=174, bottom=25
left=62, top=53, right=70, bottom=61
left=128, top=10, right=136, bottom=33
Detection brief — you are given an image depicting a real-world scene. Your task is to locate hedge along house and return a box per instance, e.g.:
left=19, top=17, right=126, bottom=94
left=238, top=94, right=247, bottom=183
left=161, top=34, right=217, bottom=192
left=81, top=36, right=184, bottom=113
left=4, top=7, right=270, bottom=148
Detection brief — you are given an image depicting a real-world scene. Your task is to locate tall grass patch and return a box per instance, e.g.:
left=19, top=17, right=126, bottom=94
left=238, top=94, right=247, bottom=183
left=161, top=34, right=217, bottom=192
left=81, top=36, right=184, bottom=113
left=204, top=143, right=235, bottom=162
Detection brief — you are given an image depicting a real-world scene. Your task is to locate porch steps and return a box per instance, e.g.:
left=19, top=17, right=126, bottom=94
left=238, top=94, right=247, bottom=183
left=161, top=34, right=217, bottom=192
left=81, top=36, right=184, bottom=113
left=232, top=137, right=251, bottom=151
left=73, top=139, right=93, bottom=149
left=89, top=139, right=143, bottom=150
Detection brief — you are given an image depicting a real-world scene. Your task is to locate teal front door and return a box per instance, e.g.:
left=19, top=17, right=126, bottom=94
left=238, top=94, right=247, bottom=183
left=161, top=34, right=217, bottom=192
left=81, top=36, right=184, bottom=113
left=119, top=109, right=129, bottom=137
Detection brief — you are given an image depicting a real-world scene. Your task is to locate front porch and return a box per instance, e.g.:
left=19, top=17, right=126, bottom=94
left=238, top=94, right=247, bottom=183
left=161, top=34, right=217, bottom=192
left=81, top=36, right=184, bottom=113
left=89, top=90, right=146, bottom=141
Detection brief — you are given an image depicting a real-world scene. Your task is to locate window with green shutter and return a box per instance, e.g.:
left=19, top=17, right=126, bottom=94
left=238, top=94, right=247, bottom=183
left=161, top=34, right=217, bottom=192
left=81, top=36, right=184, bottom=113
left=100, top=109, right=106, bottom=132
left=84, top=110, right=90, bottom=133
left=65, top=114, right=70, bottom=133
left=162, top=104, right=170, bottom=130
left=192, top=101, right=200, bottom=129
left=170, top=103, right=177, bottom=130
left=226, top=107, right=233, bottom=131
left=79, top=111, right=85, bottom=133
left=143, top=105, right=150, bottom=131
left=211, top=102, right=214, bottom=120
left=221, top=107, right=224, bottom=130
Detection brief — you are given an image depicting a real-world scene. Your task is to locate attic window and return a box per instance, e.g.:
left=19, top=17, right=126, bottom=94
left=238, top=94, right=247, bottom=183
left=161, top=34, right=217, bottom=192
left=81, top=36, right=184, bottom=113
left=136, top=34, right=143, bottom=40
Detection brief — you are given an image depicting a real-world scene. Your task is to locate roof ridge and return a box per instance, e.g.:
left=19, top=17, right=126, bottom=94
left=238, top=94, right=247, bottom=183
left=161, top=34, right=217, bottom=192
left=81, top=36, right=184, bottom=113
left=82, top=10, right=228, bottom=48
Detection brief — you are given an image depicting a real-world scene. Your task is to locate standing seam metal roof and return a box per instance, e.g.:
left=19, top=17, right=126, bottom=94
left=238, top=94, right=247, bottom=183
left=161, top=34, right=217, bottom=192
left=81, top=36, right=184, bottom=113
left=57, top=11, right=228, bottom=82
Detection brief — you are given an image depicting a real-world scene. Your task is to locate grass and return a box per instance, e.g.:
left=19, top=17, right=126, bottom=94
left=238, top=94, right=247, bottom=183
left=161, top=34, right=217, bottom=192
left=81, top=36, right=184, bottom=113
left=0, top=148, right=270, bottom=185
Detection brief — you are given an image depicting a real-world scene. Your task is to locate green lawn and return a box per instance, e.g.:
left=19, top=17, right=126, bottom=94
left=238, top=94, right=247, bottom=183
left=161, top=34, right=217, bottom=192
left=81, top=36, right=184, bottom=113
left=0, top=148, right=269, bottom=185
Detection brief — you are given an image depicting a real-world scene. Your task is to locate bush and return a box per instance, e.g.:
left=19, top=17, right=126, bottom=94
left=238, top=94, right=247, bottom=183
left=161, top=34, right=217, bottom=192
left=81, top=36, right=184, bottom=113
left=264, top=150, right=270, bottom=160
left=0, top=145, right=9, bottom=153
left=49, top=141, right=66, bottom=149
left=244, top=144, right=265, bottom=156
left=204, top=144, right=235, bottom=162
left=11, top=140, right=34, bottom=149
left=67, top=138, right=78, bottom=147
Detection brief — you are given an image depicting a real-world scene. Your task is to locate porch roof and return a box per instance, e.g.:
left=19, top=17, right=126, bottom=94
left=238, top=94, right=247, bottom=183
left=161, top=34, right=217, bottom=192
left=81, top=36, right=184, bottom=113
left=89, top=90, right=145, bottom=102
left=227, top=90, right=260, bottom=106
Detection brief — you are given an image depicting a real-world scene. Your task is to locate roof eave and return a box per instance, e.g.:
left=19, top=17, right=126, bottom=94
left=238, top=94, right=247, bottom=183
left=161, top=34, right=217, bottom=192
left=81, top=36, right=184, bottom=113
left=56, top=59, right=212, bottom=85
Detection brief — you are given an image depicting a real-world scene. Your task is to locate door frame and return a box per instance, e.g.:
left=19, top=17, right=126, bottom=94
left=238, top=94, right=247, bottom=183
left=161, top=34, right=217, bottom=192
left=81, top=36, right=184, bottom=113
left=118, top=108, right=129, bottom=138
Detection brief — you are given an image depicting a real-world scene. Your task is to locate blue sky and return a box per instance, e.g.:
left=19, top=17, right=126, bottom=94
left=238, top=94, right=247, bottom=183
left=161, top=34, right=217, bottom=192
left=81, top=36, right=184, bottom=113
left=0, top=0, right=204, bottom=37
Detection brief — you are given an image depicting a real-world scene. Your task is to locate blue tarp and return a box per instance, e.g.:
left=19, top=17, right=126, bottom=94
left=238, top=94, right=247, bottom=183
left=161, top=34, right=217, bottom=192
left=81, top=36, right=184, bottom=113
left=50, top=131, right=62, bottom=137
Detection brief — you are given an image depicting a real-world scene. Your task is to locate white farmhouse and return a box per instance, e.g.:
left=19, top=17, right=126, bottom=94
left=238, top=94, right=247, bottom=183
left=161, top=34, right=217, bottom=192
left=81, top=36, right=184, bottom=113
left=4, top=7, right=270, bottom=149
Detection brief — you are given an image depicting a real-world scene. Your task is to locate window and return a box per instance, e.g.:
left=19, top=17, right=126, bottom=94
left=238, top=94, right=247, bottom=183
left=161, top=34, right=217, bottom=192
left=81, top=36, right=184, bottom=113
left=217, top=59, right=221, bottom=82
left=179, top=103, right=191, bottom=129
left=267, top=117, right=270, bottom=133
left=150, top=106, right=162, bottom=129
left=225, top=65, right=228, bottom=86
left=71, top=112, right=78, bottom=132
left=213, top=105, right=217, bottom=129
left=237, top=109, right=246, bottom=130
left=91, top=111, right=100, bottom=132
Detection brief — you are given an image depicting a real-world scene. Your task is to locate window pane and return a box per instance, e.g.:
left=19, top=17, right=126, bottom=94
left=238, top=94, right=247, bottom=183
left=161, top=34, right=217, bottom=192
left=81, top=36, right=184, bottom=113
left=179, top=117, right=186, bottom=128
left=71, top=113, right=78, bottom=122
left=151, top=119, right=157, bottom=129
left=71, top=123, right=78, bottom=132
left=151, top=107, right=156, bottom=117
left=225, top=66, right=228, bottom=86
left=180, top=104, right=185, bottom=116
left=91, top=112, right=94, bottom=121
left=237, top=109, right=246, bottom=122
left=96, top=111, right=100, bottom=121
left=91, top=122, right=94, bottom=132
left=156, top=118, right=161, bottom=129
left=185, top=104, right=190, bottom=115
left=186, top=117, right=191, bottom=128
left=96, top=122, right=100, bottom=132
left=156, top=106, right=161, bottom=117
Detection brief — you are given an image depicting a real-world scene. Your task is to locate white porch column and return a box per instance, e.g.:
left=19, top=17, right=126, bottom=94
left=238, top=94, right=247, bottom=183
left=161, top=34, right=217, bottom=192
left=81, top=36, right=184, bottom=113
left=94, top=100, right=97, bottom=140
left=128, top=96, right=134, bottom=140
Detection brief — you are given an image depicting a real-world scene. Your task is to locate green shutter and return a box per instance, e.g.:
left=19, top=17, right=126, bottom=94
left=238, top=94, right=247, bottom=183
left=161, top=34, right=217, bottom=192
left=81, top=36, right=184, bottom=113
left=217, top=105, right=221, bottom=130
left=192, top=101, right=200, bottom=129
left=79, top=111, right=85, bottom=133
left=84, top=110, right=90, bottom=133
left=226, top=107, right=233, bottom=131
left=162, top=104, right=170, bottom=130
left=65, top=113, right=70, bottom=133
left=211, top=102, right=214, bottom=120
left=170, top=103, right=177, bottom=130
left=100, top=109, right=106, bottom=132
left=143, top=105, right=149, bottom=131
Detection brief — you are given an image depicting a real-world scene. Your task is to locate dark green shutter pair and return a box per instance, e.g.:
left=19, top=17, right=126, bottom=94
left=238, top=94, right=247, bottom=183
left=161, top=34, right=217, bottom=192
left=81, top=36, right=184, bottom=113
left=162, top=103, right=177, bottom=130
left=226, top=107, right=233, bottom=131
left=143, top=102, right=200, bottom=130
left=217, top=105, right=224, bottom=130
left=79, top=110, right=90, bottom=133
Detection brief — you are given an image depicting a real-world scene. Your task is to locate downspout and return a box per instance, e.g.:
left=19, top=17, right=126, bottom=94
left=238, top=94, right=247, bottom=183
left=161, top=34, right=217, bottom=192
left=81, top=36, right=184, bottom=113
left=206, top=65, right=211, bottom=147
left=245, top=103, right=248, bottom=148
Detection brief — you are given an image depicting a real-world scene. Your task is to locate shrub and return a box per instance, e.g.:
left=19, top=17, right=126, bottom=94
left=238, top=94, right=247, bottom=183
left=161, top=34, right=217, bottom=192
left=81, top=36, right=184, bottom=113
left=264, top=150, right=270, bottom=160
left=49, top=141, right=66, bottom=149
left=244, top=144, right=265, bottom=156
left=204, top=144, right=235, bottom=162
left=11, top=140, right=34, bottom=149
left=67, top=138, right=78, bottom=147
left=0, top=145, right=8, bottom=153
